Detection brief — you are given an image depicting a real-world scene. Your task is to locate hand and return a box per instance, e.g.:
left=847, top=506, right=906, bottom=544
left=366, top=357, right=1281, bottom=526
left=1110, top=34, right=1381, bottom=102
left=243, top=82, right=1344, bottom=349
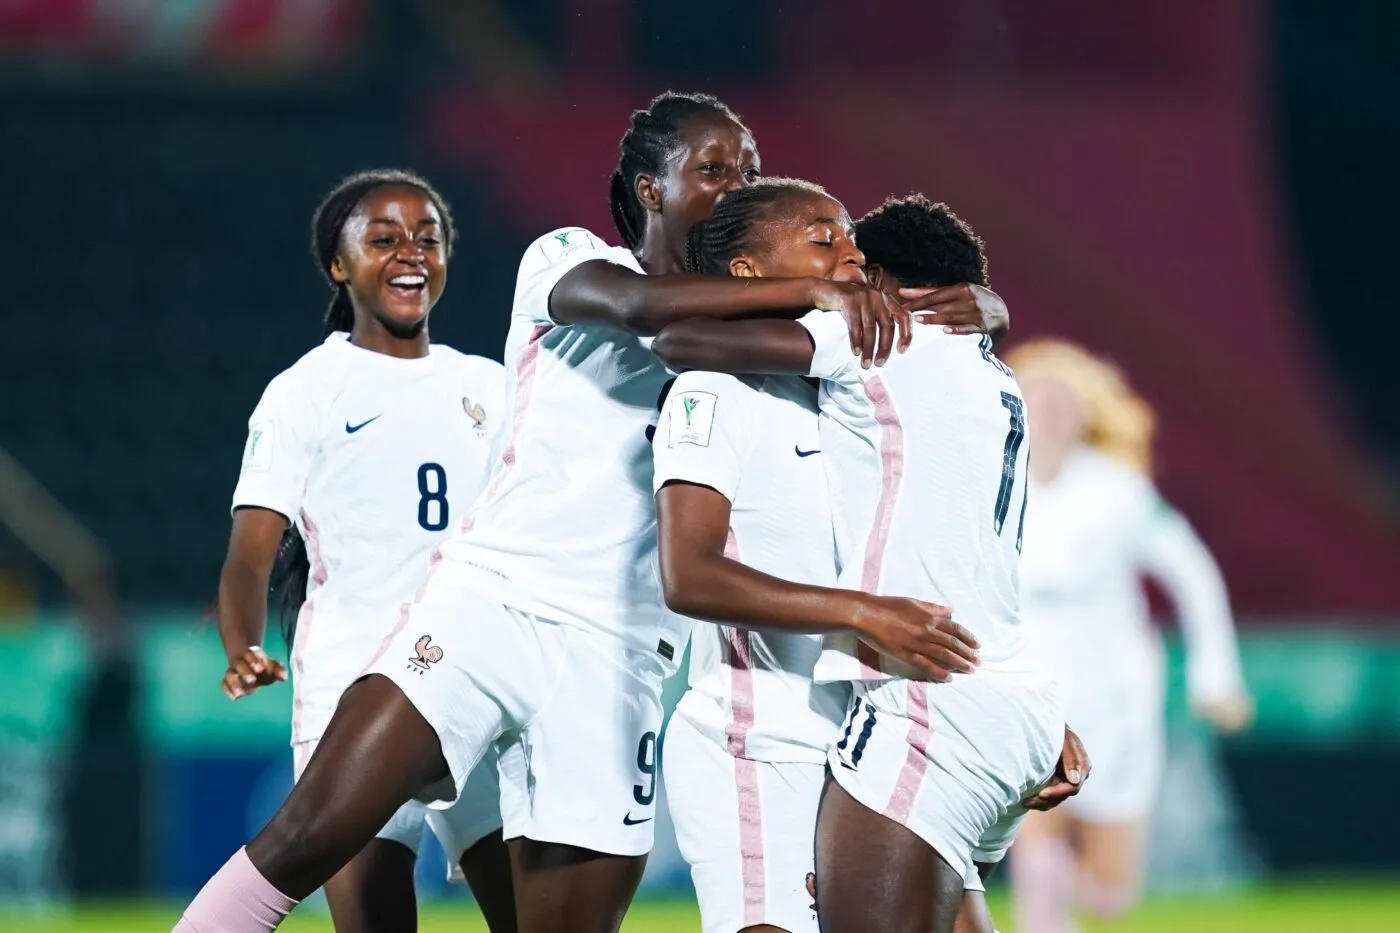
left=1193, top=694, right=1254, bottom=734
left=900, top=284, right=1009, bottom=342
left=221, top=645, right=288, bottom=700
left=1022, top=725, right=1091, bottom=810
left=811, top=280, right=913, bottom=368
left=852, top=595, right=979, bottom=682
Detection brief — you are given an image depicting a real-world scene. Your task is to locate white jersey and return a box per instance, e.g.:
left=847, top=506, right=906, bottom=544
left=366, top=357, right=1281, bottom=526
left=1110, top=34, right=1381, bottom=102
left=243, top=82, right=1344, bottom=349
left=232, top=332, right=504, bottom=743
left=652, top=371, right=849, bottom=765
left=1020, top=447, right=1245, bottom=705
left=439, top=227, right=689, bottom=664
left=798, top=312, right=1038, bottom=683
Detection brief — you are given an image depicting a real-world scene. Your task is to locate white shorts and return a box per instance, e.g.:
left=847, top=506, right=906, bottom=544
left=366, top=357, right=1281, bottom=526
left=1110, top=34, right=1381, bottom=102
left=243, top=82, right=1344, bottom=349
left=292, top=738, right=502, bottom=883
left=829, top=671, right=1063, bottom=884
left=363, top=569, right=667, bottom=857
left=1057, top=661, right=1165, bottom=823
left=665, top=714, right=821, bottom=933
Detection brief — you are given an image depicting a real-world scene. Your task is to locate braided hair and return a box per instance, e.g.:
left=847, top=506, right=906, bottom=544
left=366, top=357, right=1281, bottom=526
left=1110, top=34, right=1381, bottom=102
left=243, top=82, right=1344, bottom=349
left=609, top=92, right=749, bottom=251
left=683, top=177, right=831, bottom=276
left=310, top=168, right=458, bottom=336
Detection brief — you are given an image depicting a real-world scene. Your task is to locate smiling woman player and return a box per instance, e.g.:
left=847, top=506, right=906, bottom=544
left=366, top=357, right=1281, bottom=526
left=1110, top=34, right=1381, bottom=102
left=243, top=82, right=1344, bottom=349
left=214, top=169, right=514, bottom=933
left=176, top=94, right=1001, bottom=933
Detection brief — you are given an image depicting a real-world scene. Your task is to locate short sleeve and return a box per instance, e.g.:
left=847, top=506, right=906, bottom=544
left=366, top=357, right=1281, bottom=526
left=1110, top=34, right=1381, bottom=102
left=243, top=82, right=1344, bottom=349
left=797, top=309, right=861, bottom=382
left=230, top=372, right=318, bottom=521
left=651, top=372, right=759, bottom=504
left=514, top=227, right=635, bottom=326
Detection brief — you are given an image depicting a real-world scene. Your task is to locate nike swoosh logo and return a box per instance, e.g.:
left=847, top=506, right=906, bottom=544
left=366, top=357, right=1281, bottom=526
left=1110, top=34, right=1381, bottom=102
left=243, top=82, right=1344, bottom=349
left=622, top=814, right=653, bottom=826
left=794, top=446, right=821, bottom=457
left=345, top=416, right=382, bottom=434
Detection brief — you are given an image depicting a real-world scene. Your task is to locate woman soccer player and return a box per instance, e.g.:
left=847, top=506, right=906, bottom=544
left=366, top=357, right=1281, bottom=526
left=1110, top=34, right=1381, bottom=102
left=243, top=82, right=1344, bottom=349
left=652, top=186, right=1088, bottom=933
left=1004, top=339, right=1251, bottom=933
left=177, top=94, right=999, bottom=933
left=215, top=169, right=515, bottom=933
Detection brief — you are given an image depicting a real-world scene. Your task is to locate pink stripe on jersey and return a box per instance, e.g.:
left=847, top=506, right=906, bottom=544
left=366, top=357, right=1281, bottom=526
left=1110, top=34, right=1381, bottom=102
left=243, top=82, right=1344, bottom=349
left=883, top=681, right=932, bottom=825
left=719, top=526, right=767, bottom=921
left=734, top=756, right=767, bottom=926
left=461, top=323, right=552, bottom=534
left=290, top=509, right=330, bottom=742
left=360, top=547, right=445, bottom=674
left=857, top=376, right=905, bottom=679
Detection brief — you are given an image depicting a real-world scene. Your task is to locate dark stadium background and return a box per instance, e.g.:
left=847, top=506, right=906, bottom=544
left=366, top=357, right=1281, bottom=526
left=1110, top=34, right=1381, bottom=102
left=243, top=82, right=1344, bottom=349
left=0, top=1, right=1396, bottom=930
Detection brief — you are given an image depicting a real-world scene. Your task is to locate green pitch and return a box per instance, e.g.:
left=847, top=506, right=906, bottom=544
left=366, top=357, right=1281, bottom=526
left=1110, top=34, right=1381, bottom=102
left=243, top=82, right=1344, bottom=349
left=7, top=883, right=1400, bottom=932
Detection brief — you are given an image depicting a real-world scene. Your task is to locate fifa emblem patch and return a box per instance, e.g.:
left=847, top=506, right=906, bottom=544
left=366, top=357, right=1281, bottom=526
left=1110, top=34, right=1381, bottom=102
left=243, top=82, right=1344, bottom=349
left=463, top=397, right=487, bottom=434
left=668, top=391, right=717, bottom=448
left=408, top=635, right=444, bottom=673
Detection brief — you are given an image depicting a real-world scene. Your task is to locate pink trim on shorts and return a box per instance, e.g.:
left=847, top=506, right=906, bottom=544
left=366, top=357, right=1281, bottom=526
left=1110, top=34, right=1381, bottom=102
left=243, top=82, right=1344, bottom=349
left=734, top=756, right=767, bottom=926
left=719, top=526, right=767, bottom=922
left=882, top=681, right=932, bottom=825
left=460, top=323, right=552, bottom=534
left=856, top=376, right=905, bottom=679
left=360, top=547, right=445, bottom=673
left=290, top=509, right=329, bottom=743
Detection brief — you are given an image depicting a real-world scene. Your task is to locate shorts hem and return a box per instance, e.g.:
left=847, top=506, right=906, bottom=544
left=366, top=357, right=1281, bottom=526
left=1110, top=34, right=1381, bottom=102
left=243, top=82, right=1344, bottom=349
left=827, top=758, right=972, bottom=882
left=502, top=827, right=652, bottom=859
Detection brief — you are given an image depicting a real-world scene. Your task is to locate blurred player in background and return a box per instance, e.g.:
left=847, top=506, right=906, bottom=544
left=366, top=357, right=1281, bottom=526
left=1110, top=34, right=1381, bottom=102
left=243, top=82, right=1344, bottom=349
left=214, top=170, right=514, bottom=933
left=1004, top=338, right=1252, bottom=933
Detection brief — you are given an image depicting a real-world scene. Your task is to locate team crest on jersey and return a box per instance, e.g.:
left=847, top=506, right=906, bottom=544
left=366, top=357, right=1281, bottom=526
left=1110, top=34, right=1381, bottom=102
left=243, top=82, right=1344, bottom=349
left=407, top=635, right=444, bottom=673
left=462, top=397, right=487, bottom=434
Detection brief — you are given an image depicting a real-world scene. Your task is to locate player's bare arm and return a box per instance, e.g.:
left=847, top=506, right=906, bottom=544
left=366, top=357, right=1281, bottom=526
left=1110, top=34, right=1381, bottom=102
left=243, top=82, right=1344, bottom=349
left=651, top=283, right=1006, bottom=374
left=656, top=480, right=979, bottom=681
left=550, top=262, right=921, bottom=365
left=217, top=506, right=290, bottom=699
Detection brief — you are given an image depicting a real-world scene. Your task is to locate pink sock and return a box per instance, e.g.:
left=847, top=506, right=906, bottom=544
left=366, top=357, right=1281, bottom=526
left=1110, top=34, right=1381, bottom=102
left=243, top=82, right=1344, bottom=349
left=1010, top=836, right=1078, bottom=933
left=174, top=846, right=299, bottom=932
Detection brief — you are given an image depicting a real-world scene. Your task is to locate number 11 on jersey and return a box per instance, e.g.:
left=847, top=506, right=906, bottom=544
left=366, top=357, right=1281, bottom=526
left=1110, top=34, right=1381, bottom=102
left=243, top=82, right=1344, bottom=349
left=994, top=392, right=1028, bottom=550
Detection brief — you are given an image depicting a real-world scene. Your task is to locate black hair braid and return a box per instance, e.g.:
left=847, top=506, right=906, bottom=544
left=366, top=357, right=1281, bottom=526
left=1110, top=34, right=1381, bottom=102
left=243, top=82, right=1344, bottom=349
left=683, top=177, right=830, bottom=276
left=267, top=528, right=310, bottom=647
left=609, top=92, right=748, bottom=250
left=309, top=168, right=458, bottom=335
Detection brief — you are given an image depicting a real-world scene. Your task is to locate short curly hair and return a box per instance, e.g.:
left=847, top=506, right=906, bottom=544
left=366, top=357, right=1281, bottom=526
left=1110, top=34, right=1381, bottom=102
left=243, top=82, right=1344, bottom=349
left=854, top=194, right=988, bottom=288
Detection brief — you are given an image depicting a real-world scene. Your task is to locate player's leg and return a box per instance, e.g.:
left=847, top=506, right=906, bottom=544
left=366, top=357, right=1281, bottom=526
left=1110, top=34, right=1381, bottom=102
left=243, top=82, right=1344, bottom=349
left=498, top=625, right=668, bottom=933
left=664, top=713, right=824, bottom=933
left=322, top=838, right=420, bottom=933
left=252, top=673, right=451, bottom=896
left=429, top=745, right=516, bottom=932
left=814, top=776, right=964, bottom=933
left=456, top=831, right=516, bottom=932
left=290, top=741, right=427, bottom=933
left=1009, top=808, right=1077, bottom=933
left=177, top=584, right=546, bottom=932
left=508, top=839, right=647, bottom=933
left=1075, top=818, right=1148, bottom=918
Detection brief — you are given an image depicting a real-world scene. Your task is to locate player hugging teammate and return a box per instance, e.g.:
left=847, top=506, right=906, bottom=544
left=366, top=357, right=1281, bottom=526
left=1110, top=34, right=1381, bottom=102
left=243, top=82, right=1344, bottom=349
left=180, top=92, right=1088, bottom=933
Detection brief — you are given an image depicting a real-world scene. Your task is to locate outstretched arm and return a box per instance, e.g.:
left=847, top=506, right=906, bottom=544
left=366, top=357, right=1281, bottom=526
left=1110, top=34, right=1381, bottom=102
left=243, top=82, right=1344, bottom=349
left=1138, top=502, right=1252, bottom=730
left=650, top=284, right=1011, bottom=375
left=656, top=481, right=979, bottom=681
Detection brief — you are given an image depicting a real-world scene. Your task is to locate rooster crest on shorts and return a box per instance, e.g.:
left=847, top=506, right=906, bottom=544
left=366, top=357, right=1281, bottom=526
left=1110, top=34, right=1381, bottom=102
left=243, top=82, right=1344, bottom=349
left=408, top=634, right=444, bottom=673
